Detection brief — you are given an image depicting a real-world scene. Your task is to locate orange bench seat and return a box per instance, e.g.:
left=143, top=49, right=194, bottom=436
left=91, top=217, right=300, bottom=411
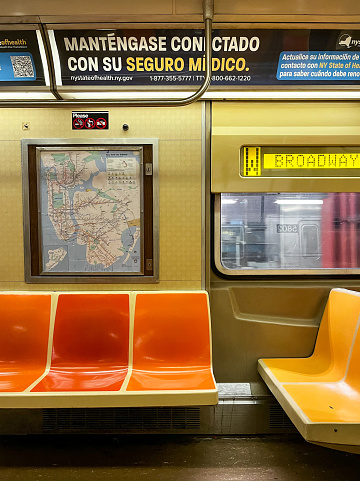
left=0, top=291, right=218, bottom=408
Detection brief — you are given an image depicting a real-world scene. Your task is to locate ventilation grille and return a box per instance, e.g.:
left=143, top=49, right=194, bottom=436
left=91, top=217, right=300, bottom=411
left=43, top=407, right=201, bottom=432
left=269, top=405, right=295, bottom=429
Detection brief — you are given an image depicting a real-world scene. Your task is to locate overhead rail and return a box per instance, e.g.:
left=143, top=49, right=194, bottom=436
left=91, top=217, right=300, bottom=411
left=0, top=0, right=214, bottom=107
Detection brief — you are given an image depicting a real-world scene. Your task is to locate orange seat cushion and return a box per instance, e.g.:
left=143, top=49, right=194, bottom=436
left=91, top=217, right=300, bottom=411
left=32, top=293, right=129, bottom=392
left=127, top=293, right=215, bottom=391
left=127, top=370, right=215, bottom=391
left=0, top=293, right=51, bottom=392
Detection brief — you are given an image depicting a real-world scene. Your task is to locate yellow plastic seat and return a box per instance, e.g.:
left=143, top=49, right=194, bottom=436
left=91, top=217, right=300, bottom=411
left=258, top=288, right=360, bottom=452
left=283, top=382, right=360, bottom=424
left=258, top=289, right=360, bottom=384
left=269, top=324, right=360, bottom=451
left=283, top=315, right=360, bottom=420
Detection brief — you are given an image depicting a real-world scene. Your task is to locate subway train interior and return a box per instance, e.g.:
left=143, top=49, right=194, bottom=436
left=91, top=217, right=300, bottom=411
left=1, top=0, right=360, bottom=478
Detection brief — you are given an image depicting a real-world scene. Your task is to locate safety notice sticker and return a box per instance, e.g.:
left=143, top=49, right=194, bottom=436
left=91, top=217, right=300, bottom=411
left=72, top=111, right=109, bottom=130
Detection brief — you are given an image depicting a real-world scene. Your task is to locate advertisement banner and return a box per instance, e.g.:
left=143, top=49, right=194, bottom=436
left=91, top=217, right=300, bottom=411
left=0, top=31, right=46, bottom=86
left=51, top=29, right=360, bottom=87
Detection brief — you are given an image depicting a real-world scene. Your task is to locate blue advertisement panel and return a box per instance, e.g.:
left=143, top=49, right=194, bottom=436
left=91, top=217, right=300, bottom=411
left=0, top=31, right=46, bottom=86
left=52, top=29, right=360, bottom=87
left=277, top=51, right=360, bottom=81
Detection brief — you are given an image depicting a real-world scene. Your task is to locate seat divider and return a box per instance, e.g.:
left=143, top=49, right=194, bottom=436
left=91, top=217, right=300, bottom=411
left=25, top=293, right=59, bottom=392
left=120, top=291, right=136, bottom=392
left=206, top=293, right=214, bottom=370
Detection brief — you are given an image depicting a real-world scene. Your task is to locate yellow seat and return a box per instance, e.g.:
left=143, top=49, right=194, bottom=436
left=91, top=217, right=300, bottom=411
left=258, top=288, right=360, bottom=452
left=283, top=382, right=360, bottom=424
left=271, top=322, right=360, bottom=451
left=258, top=289, right=360, bottom=384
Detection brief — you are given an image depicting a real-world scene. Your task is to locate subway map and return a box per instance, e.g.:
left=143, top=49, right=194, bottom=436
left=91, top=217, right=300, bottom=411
left=40, top=149, right=141, bottom=273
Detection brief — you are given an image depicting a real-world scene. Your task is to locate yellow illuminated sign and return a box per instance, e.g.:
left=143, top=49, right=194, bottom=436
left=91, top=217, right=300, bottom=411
left=244, top=147, right=261, bottom=176
left=264, top=153, right=360, bottom=169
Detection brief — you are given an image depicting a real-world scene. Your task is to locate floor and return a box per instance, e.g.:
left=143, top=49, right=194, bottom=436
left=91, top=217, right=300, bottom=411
left=0, top=434, right=359, bottom=480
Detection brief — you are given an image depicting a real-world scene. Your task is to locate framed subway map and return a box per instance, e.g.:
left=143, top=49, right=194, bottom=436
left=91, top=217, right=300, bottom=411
left=22, top=140, right=158, bottom=283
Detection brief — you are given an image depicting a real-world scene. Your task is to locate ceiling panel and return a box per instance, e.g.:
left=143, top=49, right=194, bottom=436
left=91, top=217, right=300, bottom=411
left=0, top=0, right=173, bottom=17
left=0, top=0, right=359, bottom=24
left=176, top=0, right=360, bottom=16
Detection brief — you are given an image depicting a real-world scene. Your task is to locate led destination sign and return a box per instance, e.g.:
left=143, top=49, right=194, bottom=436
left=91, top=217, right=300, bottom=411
left=264, top=153, right=360, bottom=169
left=242, top=146, right=360, bottom=177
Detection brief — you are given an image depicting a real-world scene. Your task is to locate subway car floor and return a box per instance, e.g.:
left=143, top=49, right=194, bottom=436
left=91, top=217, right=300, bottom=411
left=0, top=434, right=359, bottom=480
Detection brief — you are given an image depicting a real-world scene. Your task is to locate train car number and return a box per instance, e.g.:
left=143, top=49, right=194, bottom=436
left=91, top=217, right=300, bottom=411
left=277, top=224, right=299, bottom=233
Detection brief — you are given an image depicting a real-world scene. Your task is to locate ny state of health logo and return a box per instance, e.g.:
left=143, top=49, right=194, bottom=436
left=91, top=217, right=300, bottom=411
left=338, top=34, right=360, bottom=48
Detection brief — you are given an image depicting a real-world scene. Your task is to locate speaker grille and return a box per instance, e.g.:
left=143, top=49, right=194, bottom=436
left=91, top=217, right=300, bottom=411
left=42, top=407, right=201, bottom=432
left=269, top=404, right=294, bottom=429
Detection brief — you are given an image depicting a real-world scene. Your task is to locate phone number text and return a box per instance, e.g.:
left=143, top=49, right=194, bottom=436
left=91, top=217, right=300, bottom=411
left=149, top=75, right=252, bottom=82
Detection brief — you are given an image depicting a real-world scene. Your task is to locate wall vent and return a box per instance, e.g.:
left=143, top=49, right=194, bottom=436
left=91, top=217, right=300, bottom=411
left=269, top=405, right=295, bottom=429
left=42, top=407, right=201, bottom=432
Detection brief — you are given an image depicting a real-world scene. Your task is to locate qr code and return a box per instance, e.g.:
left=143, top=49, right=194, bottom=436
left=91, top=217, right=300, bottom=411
left=10, top=55, right=35, bottom=78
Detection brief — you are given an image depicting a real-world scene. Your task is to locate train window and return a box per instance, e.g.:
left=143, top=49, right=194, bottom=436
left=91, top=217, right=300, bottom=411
left=301, top=224, right=320, bottom=258
left=22, top=140, right=158, bottom=283
left=215, top=192, right=360, bottom=275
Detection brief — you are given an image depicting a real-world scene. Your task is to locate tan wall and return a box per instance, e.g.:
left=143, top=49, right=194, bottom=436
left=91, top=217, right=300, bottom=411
left=0, top=103, right=203, bottom=291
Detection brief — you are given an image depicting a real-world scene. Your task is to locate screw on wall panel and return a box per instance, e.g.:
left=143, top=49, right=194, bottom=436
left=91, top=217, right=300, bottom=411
left=22, top=122, right=30, bottom=130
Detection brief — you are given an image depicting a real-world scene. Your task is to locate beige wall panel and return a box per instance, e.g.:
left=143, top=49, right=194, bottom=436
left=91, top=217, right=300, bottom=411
left=0, top=281, right=201, bottom=291
left=0, top=103, right=203, bottom=291
left=159, top=140, right=202, bottom=281
left=5, top=105, right=202, bottom=142
left=213, top=102, right=360, bottom=128
left=210, top=288, right=320, bottom=382
left=0, top=141, right=24, bottom=281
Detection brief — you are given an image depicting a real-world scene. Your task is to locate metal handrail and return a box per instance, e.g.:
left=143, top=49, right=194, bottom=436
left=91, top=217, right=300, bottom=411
left=0, top=0, right=214, bottom=107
